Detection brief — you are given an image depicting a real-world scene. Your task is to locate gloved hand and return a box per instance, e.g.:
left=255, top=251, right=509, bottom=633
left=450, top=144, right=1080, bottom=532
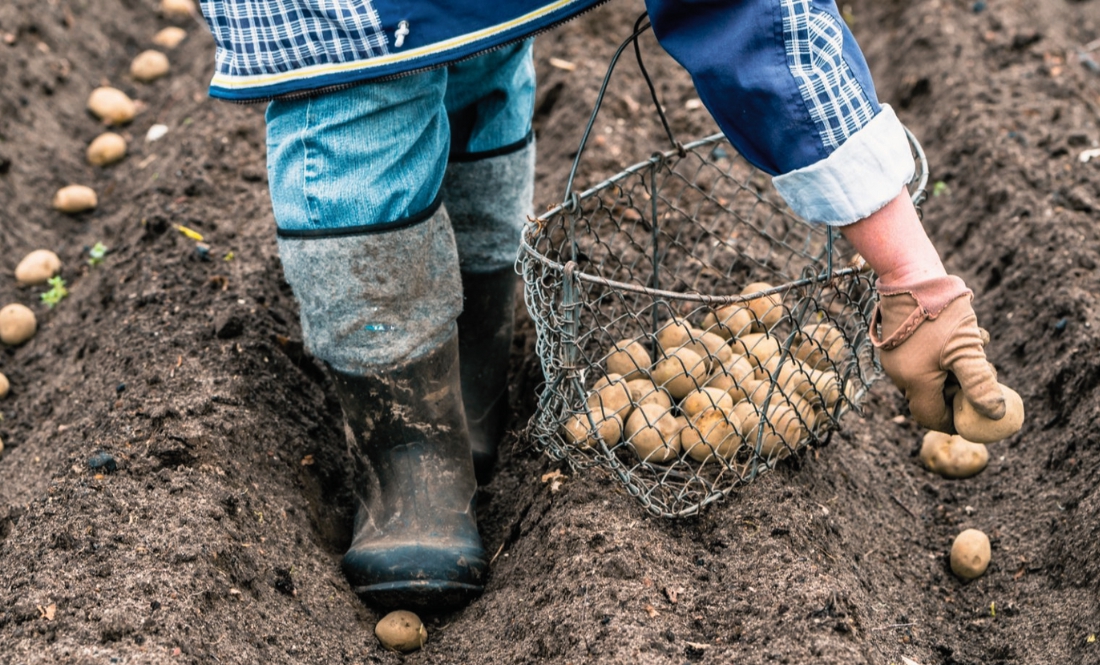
left=870, top=274, right=1006, bottom=433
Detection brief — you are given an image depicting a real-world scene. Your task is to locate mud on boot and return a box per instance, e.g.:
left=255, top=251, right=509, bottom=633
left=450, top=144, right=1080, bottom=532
left=330, top=332, right=488, bottom=610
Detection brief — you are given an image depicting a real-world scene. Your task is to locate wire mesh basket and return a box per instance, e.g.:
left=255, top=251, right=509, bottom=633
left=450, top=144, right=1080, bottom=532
left=519, top=17, right=929, bottom=518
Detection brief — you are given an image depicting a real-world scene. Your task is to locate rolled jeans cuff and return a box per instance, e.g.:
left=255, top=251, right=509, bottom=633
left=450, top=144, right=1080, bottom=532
left=772, top=105, right=915, bottom=226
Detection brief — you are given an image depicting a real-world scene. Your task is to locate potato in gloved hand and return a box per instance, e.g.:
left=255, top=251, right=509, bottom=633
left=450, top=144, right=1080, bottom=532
left=871, top=275, right=1009, bottom=434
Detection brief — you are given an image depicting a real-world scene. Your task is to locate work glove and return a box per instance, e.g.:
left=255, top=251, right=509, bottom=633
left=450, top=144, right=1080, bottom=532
left=870, top=275, right=1006, bottom=433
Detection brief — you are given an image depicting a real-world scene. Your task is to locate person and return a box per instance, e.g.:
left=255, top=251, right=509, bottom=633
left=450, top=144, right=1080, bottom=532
left=197, top=0, right=1006, bottom=610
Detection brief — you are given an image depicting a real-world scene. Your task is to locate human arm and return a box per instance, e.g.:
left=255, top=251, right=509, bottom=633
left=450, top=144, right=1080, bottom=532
left=644, top=0, right=1005, bottom=430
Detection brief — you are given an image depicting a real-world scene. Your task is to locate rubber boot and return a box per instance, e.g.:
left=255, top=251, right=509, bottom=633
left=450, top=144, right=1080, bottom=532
left=333, top=331, right=488, bottom=610
left=457, top=267, right=518, bottom=484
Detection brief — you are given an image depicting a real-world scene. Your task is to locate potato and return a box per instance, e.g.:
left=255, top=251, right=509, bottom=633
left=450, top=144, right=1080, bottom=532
left=15, top=249, right=61, bottom=286
left=702, top=304, right=754, bottom=340
left=950, top=528, right=991, bottom=580
left=153, top=26, right=188, bottom=49
left=650, top=347, right=707, bottom=399
left=86, top=132, right=127, bottom=166
left=741, top=282, right=784, bottom=331
left=625, top=379, right=672, bottom=409
left=131, top=50, right=170, bottom=82
left=586, top=373, right=632, bottom=419
left=562, top=408, right=623, bottom=449
left=624, top=403, right=681, bottom=463
left=793, top=322, right=847, bottom=370
left=375, top=610, right=427, bottom=653
left=682, top=408, right=742, bottom=462
left=920, top=431, right=989, bottom=479
left=53, top=185, right=98, bottom=213
left=606, top=338, right=651, bottom=380
left=655, top=317, right=693, bottom=352
left=0, top=304, right=37, bottom=345
left=733, top=378, right=769, bottom=405
left=680, top=387, right=735, bottom=418
left=717, top=355, right=756, bottom=383
left=738, top=401, right=804, bottom=459
left=87, top=87, right=136, bottom=126
left=731, top=333, right=782, bottom=368
left=952, top=384, right=1024, bottom=444
left=160, top=0, right=197, bottom=19
left=694, top=330, right=733, bottom=368
left=0, top=371, right=9, bottom=398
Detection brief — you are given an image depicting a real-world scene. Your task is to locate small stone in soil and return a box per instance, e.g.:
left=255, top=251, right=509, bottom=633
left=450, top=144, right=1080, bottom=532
left=88, top=451, right=118, bottom=473
left=116, top=382, right=126, bottom=394
left=195, top=242, right=211, bottom=261
left=214, top=313, right=245, bottom=339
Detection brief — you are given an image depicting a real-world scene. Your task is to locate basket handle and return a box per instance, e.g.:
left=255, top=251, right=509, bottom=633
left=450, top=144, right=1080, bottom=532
left=562, top=13, right=681, bottom=209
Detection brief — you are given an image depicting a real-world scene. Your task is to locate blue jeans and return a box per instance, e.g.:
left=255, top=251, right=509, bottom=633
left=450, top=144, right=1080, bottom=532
left=265, top=39, right=535, bottom=232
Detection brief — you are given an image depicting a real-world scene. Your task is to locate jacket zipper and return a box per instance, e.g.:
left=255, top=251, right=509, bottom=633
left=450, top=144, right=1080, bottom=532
left=229, top=0, right=612, bottom=104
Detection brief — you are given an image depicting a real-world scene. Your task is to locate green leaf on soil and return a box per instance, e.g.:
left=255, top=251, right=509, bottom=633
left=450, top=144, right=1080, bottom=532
left=41, top=276, right=68, bottom=308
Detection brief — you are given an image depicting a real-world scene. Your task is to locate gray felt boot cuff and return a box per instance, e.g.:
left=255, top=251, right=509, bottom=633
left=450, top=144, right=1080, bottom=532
left=443, top=136, right=535, bottom=272
left=276, top=205, right=463, bottom=374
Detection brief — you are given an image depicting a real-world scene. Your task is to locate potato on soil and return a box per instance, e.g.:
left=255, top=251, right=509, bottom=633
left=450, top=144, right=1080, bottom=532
left=920, top=431, right=989, bottom=479
left=950, top=528, right=991, bottom=580
left=0, top=304, right=37, bottom=346
left=53, top=185, right=98, bottom=213
left=741, top=282, right=784, bottom=330
left=682, top=408, right=742, bottom=462
left=87, top=87, right=136, bottom=125
left=651, top=347, right=707, bottom=399
left=606, top=338, right=651, bottom=380
left=624, top=403, right=681, bottom=463
left=131, top=50, right=170, bottom=82
left=702, top=304, right=754, bottom=340
left=562, top=408, right=623, bottom=449
left=952, top=384, right=1024, bottom=444
left=160, top=0, right=197, bottom=19
left=680, top=387, right=735, bottom=418
left=375, top=610, right=427, bottom=653
left=586, top=373, right=632, bottom=419
left=153, top=26, right=188, bottom=49
left=625, top=379, right=672, bottom=409
left=87, top=132, right=127, bottom=166
left=15, top=249, right=62, bottom=286
left=0, top=371, right=9, bottom=398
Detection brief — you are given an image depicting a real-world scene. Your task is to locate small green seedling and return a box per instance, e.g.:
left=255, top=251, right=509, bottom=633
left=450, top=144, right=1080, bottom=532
left=932, top=180, right=950, bottom=198
left=41, top=276, right=69, bottom=308
left=88, top=242, right=108, bottom=267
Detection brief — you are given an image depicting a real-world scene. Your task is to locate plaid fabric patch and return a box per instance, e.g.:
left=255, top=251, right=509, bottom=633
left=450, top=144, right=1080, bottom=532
left=779, top=0, right=875, bottom=151
left=201, top=0, right=389, bottom=78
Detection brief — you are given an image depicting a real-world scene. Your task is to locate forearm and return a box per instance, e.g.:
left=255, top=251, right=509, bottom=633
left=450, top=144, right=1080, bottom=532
left=838, top=188, right=946, bottom=286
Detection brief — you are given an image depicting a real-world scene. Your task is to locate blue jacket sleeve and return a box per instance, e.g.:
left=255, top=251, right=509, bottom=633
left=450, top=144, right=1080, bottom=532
left=646, top=0, right=915, bottom=225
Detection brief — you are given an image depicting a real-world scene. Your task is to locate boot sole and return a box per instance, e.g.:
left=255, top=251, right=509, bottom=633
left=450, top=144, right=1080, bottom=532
left=353, top=580, right=484, bottom=610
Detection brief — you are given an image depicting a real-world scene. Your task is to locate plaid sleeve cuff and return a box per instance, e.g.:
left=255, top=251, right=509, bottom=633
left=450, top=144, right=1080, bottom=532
left=772, top=104, right=915, bottom=226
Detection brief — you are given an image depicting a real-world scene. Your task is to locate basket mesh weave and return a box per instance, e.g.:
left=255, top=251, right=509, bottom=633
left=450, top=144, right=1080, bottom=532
left=519, top=129, right=927, bottom=518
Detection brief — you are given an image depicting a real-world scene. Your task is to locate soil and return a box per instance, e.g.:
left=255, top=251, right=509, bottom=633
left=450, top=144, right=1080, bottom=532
left=1, top=0, right=1099, bottom=663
